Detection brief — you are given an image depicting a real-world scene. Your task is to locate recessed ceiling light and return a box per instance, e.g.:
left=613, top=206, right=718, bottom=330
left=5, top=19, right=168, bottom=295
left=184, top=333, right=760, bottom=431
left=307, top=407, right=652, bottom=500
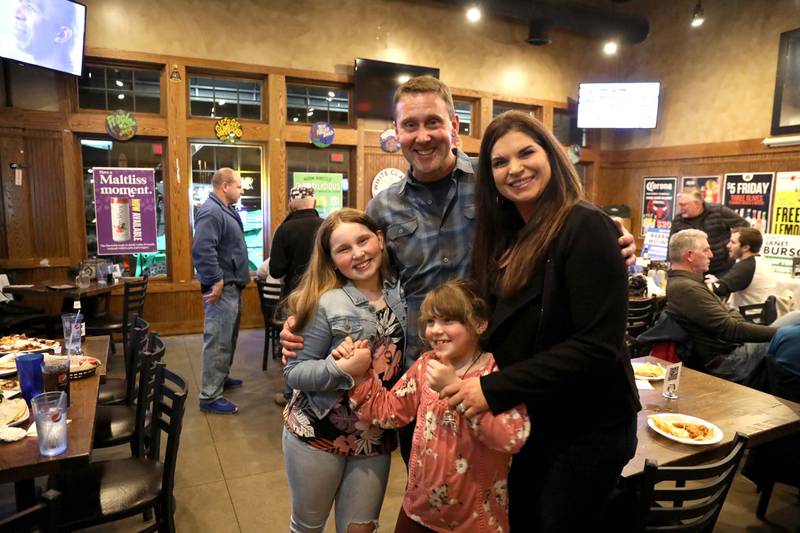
left=328, top=91, right=335, bottom=98
left=117, top=94, right=125, bottom=100
left=292, top=117, right=299, bottom=122
left=115, top=79, right=122, bottom=87
left=603, top=41, right=618, bottom=55
left=466, top=6, right=481, bottom=23
left=691, top=1, right=704, bottom=27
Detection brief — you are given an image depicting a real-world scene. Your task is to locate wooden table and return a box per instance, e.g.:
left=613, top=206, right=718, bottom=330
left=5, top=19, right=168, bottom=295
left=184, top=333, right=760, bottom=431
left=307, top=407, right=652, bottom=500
left=4, top=280, right=115, bottom=313
left=0, top=336, right=110, bottom=508
left=623, top=356, right=800, bottom=477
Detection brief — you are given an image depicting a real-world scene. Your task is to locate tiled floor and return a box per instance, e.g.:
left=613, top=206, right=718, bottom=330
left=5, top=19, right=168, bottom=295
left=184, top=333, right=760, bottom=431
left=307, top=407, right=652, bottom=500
left=1, top=329, right=798, bottom=531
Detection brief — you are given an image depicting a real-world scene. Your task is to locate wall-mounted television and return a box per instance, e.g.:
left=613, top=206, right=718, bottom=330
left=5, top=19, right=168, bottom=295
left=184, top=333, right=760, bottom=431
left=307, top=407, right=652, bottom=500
left=354, top=58, right=440, bottom=120
left=0, top=0, right=87, bottom=76
left=577, top=82, right=661, bottom=129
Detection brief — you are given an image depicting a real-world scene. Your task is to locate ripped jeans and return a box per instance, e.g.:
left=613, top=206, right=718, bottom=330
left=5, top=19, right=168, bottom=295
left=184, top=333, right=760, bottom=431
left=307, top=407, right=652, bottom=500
left=283, top=429, right=390, bottom=533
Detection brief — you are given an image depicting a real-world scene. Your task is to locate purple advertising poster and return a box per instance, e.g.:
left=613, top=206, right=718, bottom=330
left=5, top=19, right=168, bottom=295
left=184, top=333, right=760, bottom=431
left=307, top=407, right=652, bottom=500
left=92, top=167, right=157, bottom=255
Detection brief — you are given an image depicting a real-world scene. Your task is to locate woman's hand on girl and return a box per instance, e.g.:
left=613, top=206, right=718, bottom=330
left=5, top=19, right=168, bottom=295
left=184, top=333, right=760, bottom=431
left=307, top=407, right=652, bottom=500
left=279, top=316, right=304, bottom=362
left=441, top=377, right=490, bottom=418
left=330, top=336, right=355, bottom=360
left=426, top=359, right=457, bottom=392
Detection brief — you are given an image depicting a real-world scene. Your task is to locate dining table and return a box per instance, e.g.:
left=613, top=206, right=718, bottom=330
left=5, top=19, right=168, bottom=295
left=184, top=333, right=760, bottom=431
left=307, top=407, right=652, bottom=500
left=0, top=335, right=110, bottom=510
left=624, top=356, right=800, bottom=477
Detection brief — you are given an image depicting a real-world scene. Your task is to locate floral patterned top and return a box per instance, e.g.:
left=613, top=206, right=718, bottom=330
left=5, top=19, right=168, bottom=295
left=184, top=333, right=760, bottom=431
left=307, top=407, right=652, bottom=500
left=350, top=351, right=530, bottom=533
left=284, top=306, right=404, bottom=456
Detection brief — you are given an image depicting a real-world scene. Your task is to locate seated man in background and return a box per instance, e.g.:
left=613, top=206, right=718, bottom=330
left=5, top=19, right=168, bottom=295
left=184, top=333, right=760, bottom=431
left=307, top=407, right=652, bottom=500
left=665, top=229, right=800, bottom=385
left=709, top=227, right=777, bottom=308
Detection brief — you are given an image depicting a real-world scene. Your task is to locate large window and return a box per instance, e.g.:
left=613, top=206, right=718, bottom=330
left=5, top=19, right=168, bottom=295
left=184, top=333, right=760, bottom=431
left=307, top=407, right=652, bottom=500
left=78, top=65, right=161, bottom=113
left=553, top=108, right=573, bottom=145
left=189, top=76, right=262, bottom=120
left=492, top=101, right=541, bottom=119
left=80, top=138, right=167, bottom=276
left=287, top=146, right=351, bottom=214
left=453, top=99, right=473, bottom=136
left=190, top=144, right=264, bottom=270
left=287, top=83, right=349, bottom=125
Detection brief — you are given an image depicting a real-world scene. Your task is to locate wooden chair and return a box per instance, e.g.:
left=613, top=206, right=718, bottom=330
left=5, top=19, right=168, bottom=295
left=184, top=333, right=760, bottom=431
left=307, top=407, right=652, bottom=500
left=86, top=276, right=149, bottom=354
left=628, top=296, right=657, bottom=338
left=97, top=315, right=150, bottom=405
left=93, top=332, right=165, bottom=457
left=0, top=489, right=60, bottom=533
left=639, top=433, right=749, bottom=532
left=50, top=363, right=188, bottom=532
left=739, top=296, right=777, bottom=325
left=255, top=278, right=284, bottom=370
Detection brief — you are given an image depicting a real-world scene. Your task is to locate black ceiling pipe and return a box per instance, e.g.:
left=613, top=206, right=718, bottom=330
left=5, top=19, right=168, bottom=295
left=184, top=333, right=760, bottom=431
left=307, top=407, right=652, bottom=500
left=434, top=0, right=649, bottom=45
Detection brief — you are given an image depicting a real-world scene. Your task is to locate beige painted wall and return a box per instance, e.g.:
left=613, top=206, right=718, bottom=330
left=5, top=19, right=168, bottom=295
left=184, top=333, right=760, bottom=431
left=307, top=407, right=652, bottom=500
left=82, top=0, right=605, bottom=102
left=604, top=0, right=800, bottom=150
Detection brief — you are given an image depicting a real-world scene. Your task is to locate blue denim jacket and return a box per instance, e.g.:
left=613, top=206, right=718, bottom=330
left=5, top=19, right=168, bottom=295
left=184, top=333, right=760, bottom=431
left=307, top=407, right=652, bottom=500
left=283, top=279, right=407, bottom=419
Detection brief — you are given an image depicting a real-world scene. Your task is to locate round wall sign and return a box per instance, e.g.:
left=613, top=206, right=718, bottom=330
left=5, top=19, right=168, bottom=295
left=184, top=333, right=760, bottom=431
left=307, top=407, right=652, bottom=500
left=215, top=118, right=243, bottom=143
left=105, top=110, right=137, bottom=141
left=310, top=121, right=335, bottom=148
left=372, top=168, right=406, bottom=197
left=379, top=128, right=401, bottom=153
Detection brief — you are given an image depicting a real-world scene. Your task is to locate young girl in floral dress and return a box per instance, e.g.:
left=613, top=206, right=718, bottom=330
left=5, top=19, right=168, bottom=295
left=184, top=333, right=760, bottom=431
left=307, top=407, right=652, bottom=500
left=345, top=278, right=530, bottom=533
left=282, top=208, right=405, bottom=533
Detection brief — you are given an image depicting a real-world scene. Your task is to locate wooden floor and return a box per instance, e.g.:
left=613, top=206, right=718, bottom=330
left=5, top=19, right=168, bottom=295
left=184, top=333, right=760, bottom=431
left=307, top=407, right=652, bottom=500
left=0, top=329, right=798, bottom=532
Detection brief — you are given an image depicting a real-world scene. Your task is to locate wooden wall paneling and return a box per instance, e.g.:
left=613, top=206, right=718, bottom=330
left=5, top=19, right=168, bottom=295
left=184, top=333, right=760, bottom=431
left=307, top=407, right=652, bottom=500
left=26, top=132, right=69, bottom=258
left=0, top=109, right=65, bottom=131
left=284, top=124, right=357, bottom=145
left=363, top=146, right=409, bottom=203
left=1, top=133, right=34, bottom=259
left=185, top=118, right=269, bottom=142
left=268, top=74, right=287, bottom=240
left=356, top=119, right=366, bottom=210
left=165, top=63, right=191, bottom=282
left=478, top=96, right=493, bottom=138
left=62, top=131, right=86, bottom=266
left=67, top=113, right=168, bottom=137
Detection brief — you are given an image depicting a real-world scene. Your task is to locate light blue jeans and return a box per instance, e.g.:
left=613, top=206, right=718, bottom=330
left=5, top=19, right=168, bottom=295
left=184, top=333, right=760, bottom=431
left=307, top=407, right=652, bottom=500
left=199, top=284, right=241, bottom=403
left=282, top=428, right=389, bottom=533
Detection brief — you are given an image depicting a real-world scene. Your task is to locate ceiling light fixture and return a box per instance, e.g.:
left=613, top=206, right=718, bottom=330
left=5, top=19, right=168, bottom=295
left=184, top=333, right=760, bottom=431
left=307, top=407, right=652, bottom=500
left=691, top=1, right=704, bottom=27
left=327, top=91, right=335, bottom=98
left=466, top=6, right=481, bottom=23
left=603, top=40, right=618, bottom=55
left=115, top=80, right=123, bottom=87
left=117, top=94, right=125, bottom=100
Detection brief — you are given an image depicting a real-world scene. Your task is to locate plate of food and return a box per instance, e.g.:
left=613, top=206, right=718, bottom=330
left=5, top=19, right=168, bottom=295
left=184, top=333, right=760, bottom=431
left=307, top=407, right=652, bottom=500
left=0, top=397, right=29, bottom=427
left=0, top=335, right=61, bottom=356
left=632, top=361, right=666, bottom=381
left=647, top=413, right=723, bottom=445
left=0, top=377, right=21, bottom=398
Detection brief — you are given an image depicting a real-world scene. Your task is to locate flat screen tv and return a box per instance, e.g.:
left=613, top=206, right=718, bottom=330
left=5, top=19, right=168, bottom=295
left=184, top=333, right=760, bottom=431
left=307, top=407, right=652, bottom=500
left=577, top=82, right=661, bottom=129
left=0, top=0, right=87, bottom=76
left=354, top=58, right=440, bottom=120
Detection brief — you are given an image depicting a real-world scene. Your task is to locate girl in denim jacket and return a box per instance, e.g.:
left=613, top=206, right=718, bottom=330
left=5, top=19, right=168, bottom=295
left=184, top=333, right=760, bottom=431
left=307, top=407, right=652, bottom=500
left=282, top=208, right=406, bottom=533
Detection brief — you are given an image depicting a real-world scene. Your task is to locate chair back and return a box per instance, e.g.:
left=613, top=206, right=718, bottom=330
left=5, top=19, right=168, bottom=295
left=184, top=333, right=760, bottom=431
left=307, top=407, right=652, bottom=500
left=130, top=332, right=166, bottom=457
left=0, top=489, right=60, bottom=532
left=639, top=433, right=749, bottom=532
left=739, top=296, right=777, bottom=325
left=123, top=315, right=150, bottom=404
left=255, top=278, right=282, bottom=324
left=147, top=362, right=188, bottom=513
left=628, top=296, right=657, bottom=337
left=121, top=277, right=149, bottom=340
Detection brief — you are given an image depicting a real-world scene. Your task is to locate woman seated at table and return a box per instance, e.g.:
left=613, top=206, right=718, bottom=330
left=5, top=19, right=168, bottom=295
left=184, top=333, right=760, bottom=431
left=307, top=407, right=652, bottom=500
left=441, top=111, right=642, bottom=532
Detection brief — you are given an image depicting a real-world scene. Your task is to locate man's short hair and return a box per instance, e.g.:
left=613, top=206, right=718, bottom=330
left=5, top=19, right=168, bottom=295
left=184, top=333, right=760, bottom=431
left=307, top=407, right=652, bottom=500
left=733, top=226, right=763, bottom=253
left=669, top=229, right=708, bottom=263
left=211, top=167, right=236, bottom=188
left=393, top=76, right=455, bottom=120
left=679, top=188, right=703, bottom=203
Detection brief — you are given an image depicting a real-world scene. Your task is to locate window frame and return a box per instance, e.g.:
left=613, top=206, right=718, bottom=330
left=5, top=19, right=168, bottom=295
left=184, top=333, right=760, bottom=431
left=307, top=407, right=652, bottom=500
left=492, top=100, right=543, bottom=121
left=452, top=98, right=477, bottom=137
left=286, top=79, right=352, bottom=127
left=74, top=60, right=165, bottom=116
left=186, top=71, right=267, bottom=122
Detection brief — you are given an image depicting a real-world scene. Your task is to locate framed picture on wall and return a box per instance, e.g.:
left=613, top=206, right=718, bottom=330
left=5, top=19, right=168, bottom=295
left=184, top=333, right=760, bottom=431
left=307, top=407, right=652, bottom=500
left=770, top=27, right=800, bottom=135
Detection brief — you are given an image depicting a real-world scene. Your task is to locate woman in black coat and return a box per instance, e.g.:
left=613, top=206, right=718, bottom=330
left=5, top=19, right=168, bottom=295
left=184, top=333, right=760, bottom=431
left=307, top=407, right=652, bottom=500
left=441, top=111, right=641, bottom=532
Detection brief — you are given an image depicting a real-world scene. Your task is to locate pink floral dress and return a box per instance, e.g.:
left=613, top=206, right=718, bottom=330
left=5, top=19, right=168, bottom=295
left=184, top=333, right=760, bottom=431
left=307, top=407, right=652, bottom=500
left=284, top=306, right=404, bottom=456
left=350, top=352, right=530, bottom=532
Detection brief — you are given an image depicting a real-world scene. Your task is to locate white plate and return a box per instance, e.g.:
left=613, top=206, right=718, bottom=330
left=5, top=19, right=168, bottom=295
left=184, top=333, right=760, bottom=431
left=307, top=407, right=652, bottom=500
left=0, top=354, right=19, bottom=377
left=632, top=362, right=666, bottom=381
left=647, top=413, right=723, bottom=445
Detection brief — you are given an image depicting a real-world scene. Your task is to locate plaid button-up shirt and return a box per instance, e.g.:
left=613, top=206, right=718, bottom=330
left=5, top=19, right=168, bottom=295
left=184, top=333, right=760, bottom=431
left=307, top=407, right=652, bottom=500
left=367, top=150, right=476, bottom=366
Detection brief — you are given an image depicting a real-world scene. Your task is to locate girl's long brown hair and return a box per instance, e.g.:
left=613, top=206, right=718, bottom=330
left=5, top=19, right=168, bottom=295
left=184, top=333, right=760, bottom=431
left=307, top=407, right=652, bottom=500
left=288, top=208, right=392, bottom=332
left=472, top=111, right=584, bottom=299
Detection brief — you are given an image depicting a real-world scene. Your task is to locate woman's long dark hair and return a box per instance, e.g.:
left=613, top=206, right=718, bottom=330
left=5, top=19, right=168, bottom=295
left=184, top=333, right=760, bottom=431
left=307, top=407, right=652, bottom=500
left=472, top=111, right=584, bottom=299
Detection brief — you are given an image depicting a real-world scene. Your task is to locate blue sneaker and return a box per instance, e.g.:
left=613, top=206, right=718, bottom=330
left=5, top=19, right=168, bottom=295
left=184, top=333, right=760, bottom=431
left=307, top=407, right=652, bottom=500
left=224, top=377, right=243, bottom=389
left=200, top=398, right=239, bottom=415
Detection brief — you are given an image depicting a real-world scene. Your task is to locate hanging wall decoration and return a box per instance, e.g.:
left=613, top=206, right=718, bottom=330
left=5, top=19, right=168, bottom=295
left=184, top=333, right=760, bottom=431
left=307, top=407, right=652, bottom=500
left=310, top=121, right=335, bottom=148
left=640, top=176, right=677, bottom=237
left=105, top=110, right=138, bottom=141
left=722, top=172, right=774, bottom=233
left=215, top=118, right=243, bottom=143
left=379, top=128, right=401, bottom=153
